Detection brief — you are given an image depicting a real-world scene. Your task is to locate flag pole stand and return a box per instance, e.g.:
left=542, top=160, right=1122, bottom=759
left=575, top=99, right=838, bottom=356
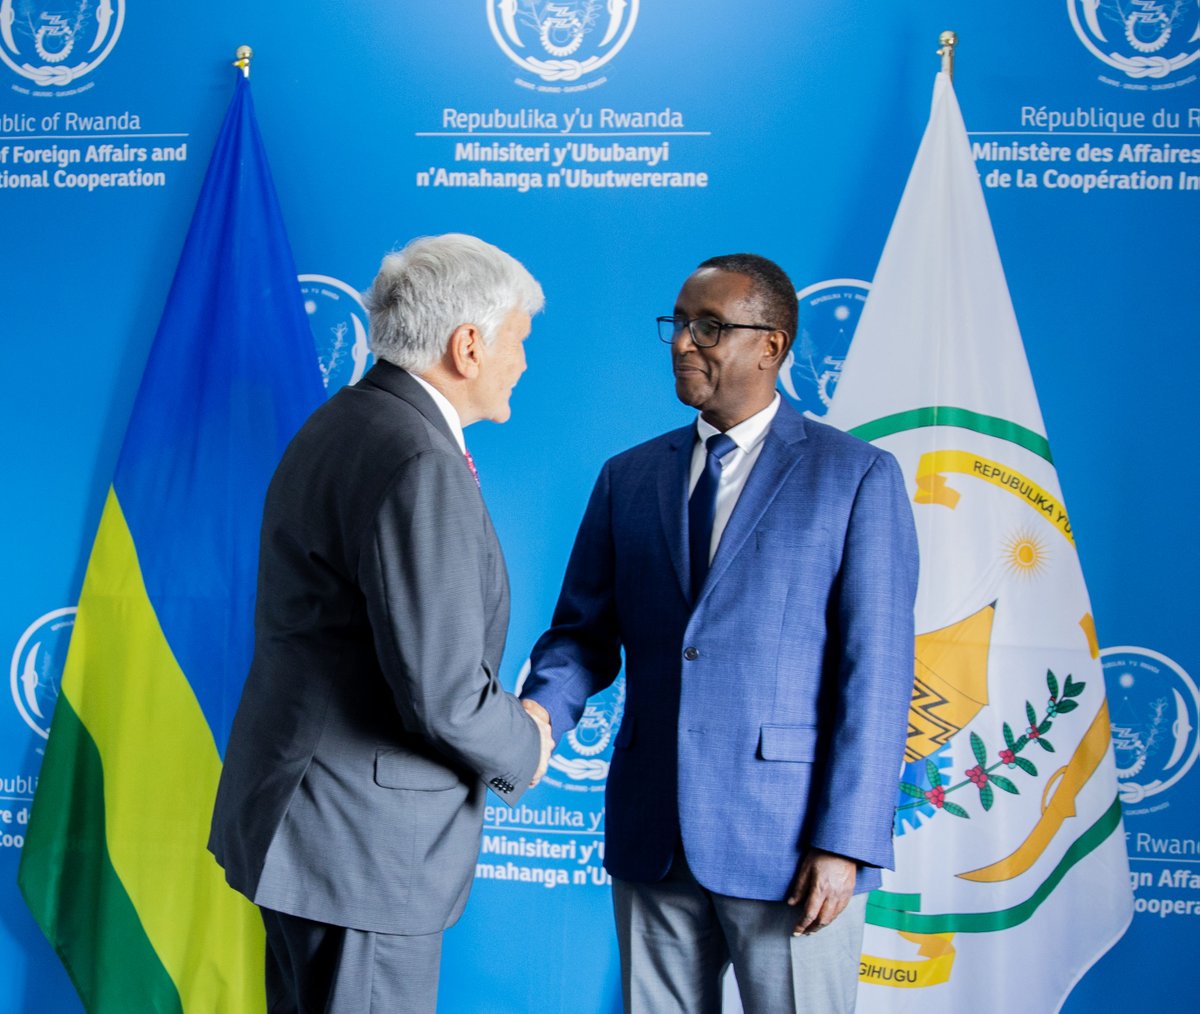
left=937, top=31, right=957, bottom=79
left=233, top=45, right=253, bottom=78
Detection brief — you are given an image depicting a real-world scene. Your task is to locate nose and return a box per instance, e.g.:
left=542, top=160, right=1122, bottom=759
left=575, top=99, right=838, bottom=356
left=672, top=323, right=697, bottom=354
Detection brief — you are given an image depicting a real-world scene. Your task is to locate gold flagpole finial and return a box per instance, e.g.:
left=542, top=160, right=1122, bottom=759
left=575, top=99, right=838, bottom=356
left=938, top=31, right=958, bottom=80
left=233, top=45, right=253, bottom=78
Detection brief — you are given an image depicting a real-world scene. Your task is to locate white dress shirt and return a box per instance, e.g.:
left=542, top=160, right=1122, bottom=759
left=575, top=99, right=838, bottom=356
left=409, top=371, right=466, bottom=453
left=689, top=393, right=781, bottom=564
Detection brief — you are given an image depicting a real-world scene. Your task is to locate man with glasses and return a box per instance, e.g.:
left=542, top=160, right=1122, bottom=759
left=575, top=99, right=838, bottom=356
left=522, top=253, right=917, bottom=1012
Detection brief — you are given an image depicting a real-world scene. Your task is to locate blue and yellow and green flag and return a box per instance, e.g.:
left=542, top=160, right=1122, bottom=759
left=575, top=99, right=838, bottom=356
left=18, top=70, right=323, bottom=1012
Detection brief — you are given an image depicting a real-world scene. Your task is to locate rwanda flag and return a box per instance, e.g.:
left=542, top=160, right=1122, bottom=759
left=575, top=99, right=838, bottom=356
left=18, top=69, right=324, bottom=1012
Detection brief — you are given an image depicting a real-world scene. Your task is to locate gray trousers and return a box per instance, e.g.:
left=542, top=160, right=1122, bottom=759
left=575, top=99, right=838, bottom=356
left=613, top=848, right=867, bottom=1014
left=261, top=907, right=443, bottom=1014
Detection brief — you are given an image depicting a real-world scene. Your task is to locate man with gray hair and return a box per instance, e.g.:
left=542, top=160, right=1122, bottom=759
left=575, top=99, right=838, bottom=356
left=210, top=234, right=553, bottom=1013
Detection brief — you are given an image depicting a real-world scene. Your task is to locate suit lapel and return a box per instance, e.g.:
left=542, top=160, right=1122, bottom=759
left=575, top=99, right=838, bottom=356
left=358, top=361, right=460, bottom=452
left=360, top=363, right=506, bottom=616
left=657, top=425, right=697, bottom=603
left=698, top=404, right=808, bottom=604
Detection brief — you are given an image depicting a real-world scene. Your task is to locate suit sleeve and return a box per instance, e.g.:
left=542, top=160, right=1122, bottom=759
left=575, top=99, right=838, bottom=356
left=359, top=449, right=541, bottom=805
left=520, top=461, right=623, bottom=740
left=807, top=450, right=918, bottom=869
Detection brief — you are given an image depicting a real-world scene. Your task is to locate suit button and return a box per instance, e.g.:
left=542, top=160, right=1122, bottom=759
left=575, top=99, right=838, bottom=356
left=683, top=647, right=700, bottom=661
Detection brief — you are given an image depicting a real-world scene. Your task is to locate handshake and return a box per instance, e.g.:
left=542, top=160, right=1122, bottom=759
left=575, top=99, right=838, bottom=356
left=521, top=698, right=554, bottom=787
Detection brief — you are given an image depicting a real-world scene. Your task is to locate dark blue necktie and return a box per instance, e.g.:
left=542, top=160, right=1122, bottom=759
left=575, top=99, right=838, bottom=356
left=688, top=432, right=737, bottom=601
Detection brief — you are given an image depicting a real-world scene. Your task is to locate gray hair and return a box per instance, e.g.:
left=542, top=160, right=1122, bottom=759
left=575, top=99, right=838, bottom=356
left=363, top=234, right=544, bottom=372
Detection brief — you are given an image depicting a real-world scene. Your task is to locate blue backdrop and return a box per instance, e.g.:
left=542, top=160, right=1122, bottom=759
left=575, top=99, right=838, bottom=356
left=2, top=3, right=1197, bottom=1011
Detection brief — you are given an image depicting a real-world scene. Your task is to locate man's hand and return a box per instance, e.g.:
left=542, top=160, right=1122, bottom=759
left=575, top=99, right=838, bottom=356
left=786, top=849, right=857, bottom=936
left=522, top=699, right=553, bottom=787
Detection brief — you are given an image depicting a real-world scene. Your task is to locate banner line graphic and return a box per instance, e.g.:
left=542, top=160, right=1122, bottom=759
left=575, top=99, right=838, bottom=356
left=414, top=131, right=712, bottom=137
left=967, top=131, right=1200, bottom=138
left=0, top=133, right=191, bottom=140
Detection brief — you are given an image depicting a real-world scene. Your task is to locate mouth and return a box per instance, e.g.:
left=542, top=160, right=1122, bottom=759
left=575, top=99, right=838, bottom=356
left=673, top=361, right=706, bottom=377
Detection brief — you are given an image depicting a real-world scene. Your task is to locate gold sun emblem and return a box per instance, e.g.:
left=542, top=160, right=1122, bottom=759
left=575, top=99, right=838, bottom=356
left=1002, top=529, right=1048, bottom=578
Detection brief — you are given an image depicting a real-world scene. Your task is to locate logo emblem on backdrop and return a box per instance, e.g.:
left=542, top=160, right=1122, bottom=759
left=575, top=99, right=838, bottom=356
left=1103, top=645, right=1199, bottom=812
left=778, top=278, right=870, bottom=419
left=9, top=607, right=73, bottom=739
left=1068, top=0, right=1200, bottom=81
left=0, top=1, right=125, bottom=87
left=487, top=0, right=638, bottom=83
left=298, top=274, right=373, bottom=397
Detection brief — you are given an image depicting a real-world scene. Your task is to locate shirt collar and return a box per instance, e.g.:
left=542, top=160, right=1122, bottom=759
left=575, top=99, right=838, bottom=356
left=408, top=371, right=466, bottom=453
left=696, top=393, right=781, bottom=453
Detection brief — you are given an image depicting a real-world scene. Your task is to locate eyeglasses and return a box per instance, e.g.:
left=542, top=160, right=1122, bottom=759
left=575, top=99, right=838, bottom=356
left=656, top=315, right=781, bottom=348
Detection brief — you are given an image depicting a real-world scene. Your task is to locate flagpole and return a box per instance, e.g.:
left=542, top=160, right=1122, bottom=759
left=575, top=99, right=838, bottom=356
left=937, top=30, right=957, bottom=79
left=233, top=44, right=252, bottom=78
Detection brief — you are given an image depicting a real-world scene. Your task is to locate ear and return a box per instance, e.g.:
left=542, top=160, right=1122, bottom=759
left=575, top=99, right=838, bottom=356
left=448, top=323, right=484, bottom=379
left=760, top=330, right=789, bottom=370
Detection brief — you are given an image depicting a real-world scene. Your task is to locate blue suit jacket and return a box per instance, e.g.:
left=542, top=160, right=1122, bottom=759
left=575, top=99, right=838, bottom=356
left=522, top=401, right=917, bottom=901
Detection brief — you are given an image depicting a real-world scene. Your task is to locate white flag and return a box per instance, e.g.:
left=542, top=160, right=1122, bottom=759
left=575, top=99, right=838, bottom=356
left=825, top=73, right=1132, bottom=1012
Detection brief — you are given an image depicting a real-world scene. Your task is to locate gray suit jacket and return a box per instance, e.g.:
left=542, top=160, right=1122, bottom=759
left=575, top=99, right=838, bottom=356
left=209, top=362, right=541, bottom=935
